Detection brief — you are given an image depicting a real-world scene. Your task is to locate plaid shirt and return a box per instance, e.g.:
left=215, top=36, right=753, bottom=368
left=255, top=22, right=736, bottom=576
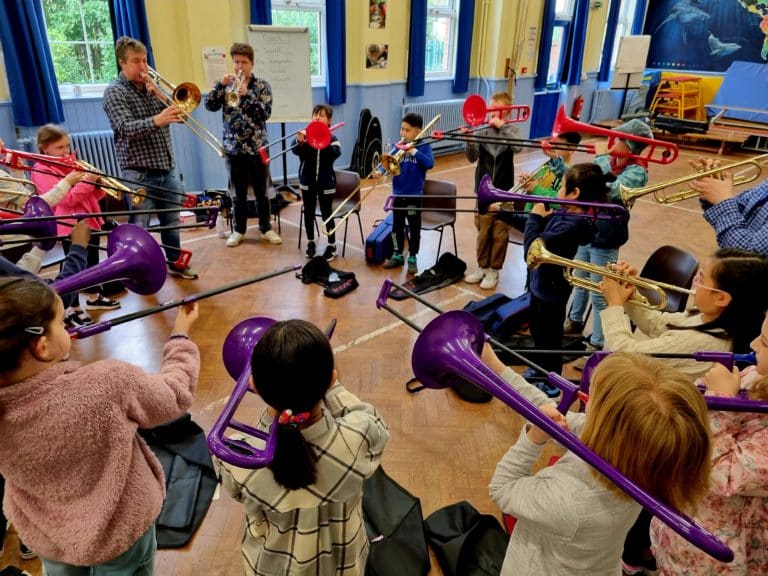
left=703, top=177, right=768, bottom=255
left=204, top=75, right=272, bottom=156
left=103, top=74, right=174, bottom=170
left=217, top=385, right=389, bottom=576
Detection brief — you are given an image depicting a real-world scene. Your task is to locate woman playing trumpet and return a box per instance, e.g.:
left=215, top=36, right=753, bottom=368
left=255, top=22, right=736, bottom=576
left=32, top=125, right=121, bottom=325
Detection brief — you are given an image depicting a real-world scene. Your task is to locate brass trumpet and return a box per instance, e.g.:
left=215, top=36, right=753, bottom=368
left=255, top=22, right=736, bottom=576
left=526, top=238, right=694, bottom=311
left=226, top=72, right=246, bottom=108
left=143, top=66, right=225, bottom=157
left=620, top=153, right=768, bottom=205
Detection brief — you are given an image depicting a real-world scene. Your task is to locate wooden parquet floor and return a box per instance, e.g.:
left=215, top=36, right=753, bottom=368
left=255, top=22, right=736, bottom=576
left=2, top=143, right=746, bottom=575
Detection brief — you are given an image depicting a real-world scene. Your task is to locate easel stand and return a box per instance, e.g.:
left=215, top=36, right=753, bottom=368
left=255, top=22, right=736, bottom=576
left=611, top=71, right=644, bottom=119
left=276, top=123, right=300, bottom=201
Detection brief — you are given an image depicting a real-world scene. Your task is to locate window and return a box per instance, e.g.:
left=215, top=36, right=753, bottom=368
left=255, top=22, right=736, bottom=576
left=425, top=0, right=458, bottom=77
left=271, top=0, right=325, bottom=85
left=555, top=0, right=576, bottom=20
left=42, top=0, right=116, bottom=97
left=546, top=20, right=570, bottom=88
left=608, top=0, right=640, bottom=71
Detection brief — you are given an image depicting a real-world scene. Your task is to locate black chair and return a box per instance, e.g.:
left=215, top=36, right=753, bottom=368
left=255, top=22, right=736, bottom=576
left=298, top=170, right=364, bottom=257
left=421, top=178, right=458, bottom=263
left=638, top=245, right=699, bottom=313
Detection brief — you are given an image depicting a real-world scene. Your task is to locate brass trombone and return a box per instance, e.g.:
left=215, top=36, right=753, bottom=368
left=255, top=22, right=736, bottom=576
left=73, top=158, right=144, bottom=208
left=321, top=114, right=442, bottom=237
left=0, top=174, right=37, bottom=197
left=526, top=238, right=694, bottom=311
left=620, top=153, right=768, bottom=205
left=143, top=66, right=225, bottom=157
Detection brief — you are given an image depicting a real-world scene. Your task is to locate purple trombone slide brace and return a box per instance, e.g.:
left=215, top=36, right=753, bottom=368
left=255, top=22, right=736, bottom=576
left=411, top=311, right=733, bottom=562
left=579, top=352, right=768, bottom=413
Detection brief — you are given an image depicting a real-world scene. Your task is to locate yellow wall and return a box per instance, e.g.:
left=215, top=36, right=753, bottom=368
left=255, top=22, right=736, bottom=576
left=583, top=2, right=609, bottom=74
left=348, top=0, right=409, bottom=84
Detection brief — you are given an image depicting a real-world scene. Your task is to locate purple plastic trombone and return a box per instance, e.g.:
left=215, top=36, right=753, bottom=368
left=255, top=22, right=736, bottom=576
left=579, top=351, right=767, bottom=413
left=376, top=279, right=734, bottom=563
left=206, top=317, right=337, bottom=469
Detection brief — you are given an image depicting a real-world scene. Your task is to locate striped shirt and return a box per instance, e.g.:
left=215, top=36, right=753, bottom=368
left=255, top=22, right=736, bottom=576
left=703, top=177, right=768, bottom=256
left=217, top=384, right=389, bottom=576
left=103, top=74, right=174, bottom=170
left=204, top=75, right=272, bottom=156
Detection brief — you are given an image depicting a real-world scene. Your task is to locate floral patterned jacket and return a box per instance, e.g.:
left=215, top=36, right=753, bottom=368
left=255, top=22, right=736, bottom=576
left=205, top=75, right=272, bottom=156
left=651, top=380, right=768, bottom=575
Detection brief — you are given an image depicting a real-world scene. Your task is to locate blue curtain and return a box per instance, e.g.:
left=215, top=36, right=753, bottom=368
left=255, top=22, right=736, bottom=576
left=325, top=1, right=346, bottom=104
left=407, top=0, right=427, bottom=97
left=452, top=0, right=475, bottom=94
left=534, top=0, right=556, bottom=91
left=632, top=0, right=648, bottom=34
left=0, top=0, right=64, bottom=126
left=109, top=0, right=155, bottom=68
left=598, top=0, right=622, bottom=82
left=563, top=0, right=589, bottom=86
left=250, top=0, right=272, bottom=25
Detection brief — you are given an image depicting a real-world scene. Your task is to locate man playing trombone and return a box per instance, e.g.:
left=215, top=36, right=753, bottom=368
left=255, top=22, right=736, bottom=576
left=690, top=158, right=768, bottom=256
left=103, top=36, right=197, bottom=279
left=205, top=43, right=281, bottom=248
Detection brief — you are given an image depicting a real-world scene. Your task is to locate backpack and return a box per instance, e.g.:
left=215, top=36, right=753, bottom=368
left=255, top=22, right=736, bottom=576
left=462, top=292, right=531, bottom=339
left=424, top=501, right=510, bottom=576
left=389, top=253, right=467, bottom=300
left=363, top=467, right=431, bottom=576
left=296, top=256, right=359, bottom=298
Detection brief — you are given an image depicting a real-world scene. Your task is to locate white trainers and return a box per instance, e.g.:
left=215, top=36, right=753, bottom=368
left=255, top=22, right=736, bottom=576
left=480, top=269, right=499, bottom=290
left=464, top=267, right=487, bottom=284
left=262, top=230, right=282, bottom=245
left=226, top=232, right=245, bottom=247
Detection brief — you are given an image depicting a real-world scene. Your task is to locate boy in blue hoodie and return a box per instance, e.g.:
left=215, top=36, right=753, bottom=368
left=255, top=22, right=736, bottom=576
left=378, top=113, right=434, bottom=275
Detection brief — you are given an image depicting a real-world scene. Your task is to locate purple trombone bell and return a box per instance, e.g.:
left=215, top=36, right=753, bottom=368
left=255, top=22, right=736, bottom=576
left=208, top=317, right=278, bottom=470
left=411, top=310, right=733, bottom=562
left=0, top=196, right=58, bottom=251
left=52, top=223, right=166, bottom=296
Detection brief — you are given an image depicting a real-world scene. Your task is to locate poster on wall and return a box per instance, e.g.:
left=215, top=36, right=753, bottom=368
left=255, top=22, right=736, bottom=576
left=643, top=0, right=768, bottom=72
left=366, top=44, right=388, bottom=68
left=369, top=1, right=386, bottom=29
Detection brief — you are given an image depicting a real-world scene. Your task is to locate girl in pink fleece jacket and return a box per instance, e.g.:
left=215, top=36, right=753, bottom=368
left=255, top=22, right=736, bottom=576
left=0, top=276, right=200, bottom=575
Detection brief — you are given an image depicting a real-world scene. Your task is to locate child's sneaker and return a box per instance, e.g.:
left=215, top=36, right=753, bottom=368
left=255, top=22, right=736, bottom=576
left=226, top=231, right=245, bottom=247
left=323, top=244, right=337, bottom=262
left=407, top=256, right=418, bottom=275
left=464, top=267, right=486, bottom=284
left=66, top=309, right=93, bottom=326
left=85, top=295, right=121, bottom=310
left=305, top=241, right=316, bottom=258
left=382, top=253, right=404, bottom=269
left=262, top=229, right=283, bottom=245
left=480, top=269, right=499, bottom=290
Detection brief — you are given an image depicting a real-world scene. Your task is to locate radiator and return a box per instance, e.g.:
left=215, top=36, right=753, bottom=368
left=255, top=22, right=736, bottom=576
left=401, top=99, right=465, bottom=155
left=69, top=130, right=121, bottom=176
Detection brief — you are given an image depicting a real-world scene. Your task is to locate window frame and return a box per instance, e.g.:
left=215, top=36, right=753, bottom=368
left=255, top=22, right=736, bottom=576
left=608, top=0, right=640, bottom=72
left=425, top=0, right=458, bottom=80
left=545, top=19, right=571, bottom=90
left=42, top=0, right=115, bottom=99
left=271, top=0, right=326, bottom=87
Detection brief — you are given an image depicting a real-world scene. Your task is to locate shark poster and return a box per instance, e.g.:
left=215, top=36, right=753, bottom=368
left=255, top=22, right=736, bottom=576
left=644, top=0, right=768, bottom=72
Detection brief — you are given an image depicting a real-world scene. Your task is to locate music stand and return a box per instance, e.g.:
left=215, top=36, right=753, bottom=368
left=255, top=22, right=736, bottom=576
left=610, top=35, right=651, bottom=118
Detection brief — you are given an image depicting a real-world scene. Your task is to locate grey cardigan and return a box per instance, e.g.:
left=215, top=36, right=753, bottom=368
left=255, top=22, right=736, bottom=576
left=489, top=368, right=641, bottom=576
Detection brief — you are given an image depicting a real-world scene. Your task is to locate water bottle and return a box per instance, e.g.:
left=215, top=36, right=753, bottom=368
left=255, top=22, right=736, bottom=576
left=216, top=214, right=228, bottom=238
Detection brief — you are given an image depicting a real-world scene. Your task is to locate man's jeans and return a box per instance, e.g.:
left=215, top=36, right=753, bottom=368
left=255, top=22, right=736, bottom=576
left=123, top=168, right=183, bottom=264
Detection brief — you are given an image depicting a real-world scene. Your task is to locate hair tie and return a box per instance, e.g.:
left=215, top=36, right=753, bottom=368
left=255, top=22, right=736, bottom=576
left=278, top=409, right=310, bottom=426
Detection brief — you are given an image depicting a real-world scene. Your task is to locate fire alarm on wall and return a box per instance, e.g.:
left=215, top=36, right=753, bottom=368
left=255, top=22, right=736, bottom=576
left=521, top=66, right=528, bottom=74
